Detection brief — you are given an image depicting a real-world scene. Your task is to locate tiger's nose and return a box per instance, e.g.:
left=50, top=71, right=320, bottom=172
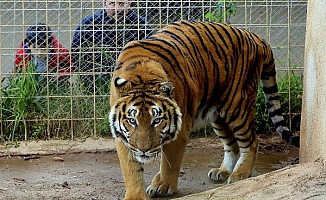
left=138, top=147, right=150, bottom=153
left=136, top=139, right=152, bottom=153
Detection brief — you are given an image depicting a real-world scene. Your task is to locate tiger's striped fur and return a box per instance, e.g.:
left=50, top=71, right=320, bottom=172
left=109, top=20, right=299, bottom=199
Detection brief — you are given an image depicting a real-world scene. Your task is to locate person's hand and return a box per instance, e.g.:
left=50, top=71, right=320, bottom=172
left=28, top=43, right=49, bottom=61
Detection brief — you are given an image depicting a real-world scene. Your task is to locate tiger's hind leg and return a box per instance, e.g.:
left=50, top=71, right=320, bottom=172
left=227, top=132, right=258, bottom=183
left=208, top=120, right=240, bottom=182
left=227, top=109, right=259, bottom=183
left=208, top=104, right=258, bottom=184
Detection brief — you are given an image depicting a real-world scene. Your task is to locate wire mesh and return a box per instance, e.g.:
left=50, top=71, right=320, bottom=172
left=0, top=0, right=307, bottom=141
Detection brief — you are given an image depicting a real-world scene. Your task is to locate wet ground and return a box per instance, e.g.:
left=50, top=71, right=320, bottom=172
left=0, top=134, right=298, bottom=200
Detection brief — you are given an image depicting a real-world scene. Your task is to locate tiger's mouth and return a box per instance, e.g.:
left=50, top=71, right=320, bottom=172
left=131, top=149, right=161, bottom=164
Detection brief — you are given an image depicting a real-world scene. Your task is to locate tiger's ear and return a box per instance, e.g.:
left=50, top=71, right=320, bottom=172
left=114, top=77, right=128, bottom=88
left=159, top=82, right=174, bottom=97
left=113, top=77, right=133, bottom=96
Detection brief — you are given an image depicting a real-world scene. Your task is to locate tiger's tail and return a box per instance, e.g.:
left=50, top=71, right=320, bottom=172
left=260, top=46, right=300, bottom=147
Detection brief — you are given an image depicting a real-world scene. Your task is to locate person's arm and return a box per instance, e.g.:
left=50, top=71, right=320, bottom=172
left=71, top=21, right=95, bottom=73
left=57, top=44, right=74, bottom=74
left=14, top=42, right=31, bottom=72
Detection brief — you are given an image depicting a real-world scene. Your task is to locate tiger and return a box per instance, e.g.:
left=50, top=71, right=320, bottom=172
left=109, top=20, right=299, bottom=200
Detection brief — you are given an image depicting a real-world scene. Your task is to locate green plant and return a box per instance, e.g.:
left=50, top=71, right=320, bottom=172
left=254, top=85, right=273, bottom=133
left=31, top=122, right=46, bottom=140
left=278, top=70, right=303, bottom=131
left=205, top=0, right=237, bottom=24
left=14, top=142, right=20, bottom=148
left=1, top=63, right=46, bottom=141
left=99, top=114, right=110, bottom=135
left=254, top=70, right=303, bottom=133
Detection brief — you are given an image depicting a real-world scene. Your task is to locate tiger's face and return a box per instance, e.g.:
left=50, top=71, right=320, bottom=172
left=109, top=78, right=182, bottom=164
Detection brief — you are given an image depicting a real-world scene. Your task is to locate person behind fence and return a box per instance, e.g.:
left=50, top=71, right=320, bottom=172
left=14, top=23, right=74, bottom=82
left=71, top=0, right=152, bottom=94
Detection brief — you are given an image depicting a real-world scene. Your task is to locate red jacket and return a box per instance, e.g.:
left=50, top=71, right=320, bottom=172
left=14, top=35, right=74, bottom=75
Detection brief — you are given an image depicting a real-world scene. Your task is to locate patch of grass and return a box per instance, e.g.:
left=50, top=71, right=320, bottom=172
left=1, top=62, right=112, bottom=141
left=1, top=63, right=46, bottom=141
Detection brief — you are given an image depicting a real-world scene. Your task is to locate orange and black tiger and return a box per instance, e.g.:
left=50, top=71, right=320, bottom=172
left=109, top=20, right=299, bottom=199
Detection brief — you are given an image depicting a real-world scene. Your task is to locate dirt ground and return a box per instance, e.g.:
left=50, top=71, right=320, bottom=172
left=0, top=133, right=318, bottom=200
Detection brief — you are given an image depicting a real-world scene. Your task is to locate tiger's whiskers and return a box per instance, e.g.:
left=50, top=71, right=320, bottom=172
left=161, top=147, right=172, bottom=169
left=152, top=152, right=161, bottom=169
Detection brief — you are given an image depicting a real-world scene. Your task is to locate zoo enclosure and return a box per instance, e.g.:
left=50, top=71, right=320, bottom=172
left=0, top=0, right=307, bottom=141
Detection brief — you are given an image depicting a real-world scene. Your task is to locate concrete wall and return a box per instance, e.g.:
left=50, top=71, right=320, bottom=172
left=300, top=0, right=326, bottom=164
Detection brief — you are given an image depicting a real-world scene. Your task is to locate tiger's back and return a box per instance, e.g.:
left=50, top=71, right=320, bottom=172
left=114, top=20, right=275, bottom=129
left=109, top=20, right=297, bottom=199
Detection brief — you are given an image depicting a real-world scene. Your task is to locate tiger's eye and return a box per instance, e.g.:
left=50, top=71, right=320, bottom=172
left=128, top=118, right=137, bottom=126
left=152, top=118, right=162, bottom=126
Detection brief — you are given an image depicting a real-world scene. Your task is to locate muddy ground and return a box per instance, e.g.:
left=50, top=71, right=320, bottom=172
left=0, top=133, right=299, bottom=200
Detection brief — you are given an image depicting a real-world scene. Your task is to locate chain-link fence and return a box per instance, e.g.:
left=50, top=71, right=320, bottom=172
left=0, top=0, right=306, bottom=141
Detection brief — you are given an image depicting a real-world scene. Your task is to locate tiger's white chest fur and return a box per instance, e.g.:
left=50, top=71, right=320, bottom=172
left=192, top=107, right=221, bottom=131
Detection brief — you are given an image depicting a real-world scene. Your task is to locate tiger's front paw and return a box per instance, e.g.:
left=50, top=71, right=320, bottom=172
left=208, top=168, right=230, bottom=183
left=146, top=174, right=177, bottom=197
left=227, top=171, right=251, bottom=184
left=146, top=183, right=176, bottom=197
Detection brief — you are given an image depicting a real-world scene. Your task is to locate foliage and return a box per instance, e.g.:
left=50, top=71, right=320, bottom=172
left=277, top=70, right=303, bottom=131
left=254, top=85, right=273, bottom=133
left=31, top=122, right=46, bottom=140
left=205, top=0, right=237, bottom=24
left=1, top=62, right=112, bottom=141
left=254, top=70, right=303, bottom=133
left=1, top=63, right=46, bottom=141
